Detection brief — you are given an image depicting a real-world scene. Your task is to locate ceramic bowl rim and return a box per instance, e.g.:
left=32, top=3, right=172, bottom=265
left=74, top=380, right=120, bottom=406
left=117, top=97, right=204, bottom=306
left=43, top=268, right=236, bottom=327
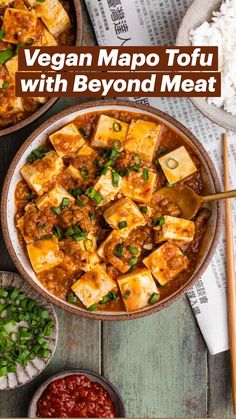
left=1, top=99, right=223, bottom=320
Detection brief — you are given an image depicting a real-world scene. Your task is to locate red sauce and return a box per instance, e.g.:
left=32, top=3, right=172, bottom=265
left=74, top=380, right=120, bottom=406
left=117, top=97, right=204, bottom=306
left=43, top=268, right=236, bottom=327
left=36, top=374, right=116, bottom=418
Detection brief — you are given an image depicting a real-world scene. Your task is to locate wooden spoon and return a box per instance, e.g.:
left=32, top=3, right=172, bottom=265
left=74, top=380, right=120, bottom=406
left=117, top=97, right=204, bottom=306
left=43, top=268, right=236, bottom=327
left=153, top=185, right=236, bottom=219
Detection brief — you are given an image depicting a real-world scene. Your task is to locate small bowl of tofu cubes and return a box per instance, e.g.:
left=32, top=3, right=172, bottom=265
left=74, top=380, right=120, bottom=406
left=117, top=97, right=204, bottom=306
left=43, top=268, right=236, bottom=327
left=1, top=99, right=223, bottom=320
left=0, top=0, right=82, bottom=136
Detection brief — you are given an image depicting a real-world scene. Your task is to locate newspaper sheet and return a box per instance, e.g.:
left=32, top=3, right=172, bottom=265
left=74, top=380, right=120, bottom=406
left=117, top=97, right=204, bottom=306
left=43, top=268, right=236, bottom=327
left=84, top=0, right=234, bottom=355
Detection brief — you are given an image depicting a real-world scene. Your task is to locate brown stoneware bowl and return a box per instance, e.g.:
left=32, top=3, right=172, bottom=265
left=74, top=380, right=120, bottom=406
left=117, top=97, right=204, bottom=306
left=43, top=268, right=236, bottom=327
left=1, top=100, right=223, bottom=320
left=0, top=0, right=83, bottom=138
left=28, top=369, right=126, bottom=418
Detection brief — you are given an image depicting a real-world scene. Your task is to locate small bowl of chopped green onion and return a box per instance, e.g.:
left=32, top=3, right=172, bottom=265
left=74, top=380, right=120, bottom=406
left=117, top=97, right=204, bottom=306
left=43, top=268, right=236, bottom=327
left=0, top=271, right=58, bottom=390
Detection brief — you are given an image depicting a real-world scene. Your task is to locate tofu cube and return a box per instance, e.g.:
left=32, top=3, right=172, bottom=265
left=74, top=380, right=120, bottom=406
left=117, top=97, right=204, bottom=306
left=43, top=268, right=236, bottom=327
left=124, top=119, right=161, bottom=163
left=118, top=268, right=159, bottom=312
left=49, top=123, right=85, bottom=157
left=36, top=185, right=74, bottom=211
left=34, top=20, right=57, bottom=46
left=27, top=236, right=62, bottom=273
left=20, top=150, right=64, bottom=196
left=2, top=8, right=37, bottom=44
left=0, top=95, right=23, bottom=115
left=143, top=242, right=189, bottom=286
left=64, top=164, right=83, bottom=181
left=158, top=146, right=197, bottom=184
left=97, top=231, right=137, bottom=273
left=121, top=169, right=156, bottom=203
left=5, top=55, right=18, bottom=80
left=34, top=0, right=71, bottom=37
left=71, top=265, right=117, bottom=308
left=63, top=234, right=99, bottom=272
left=154, top=216, right=195, bottom=243
left=17, top=216, right=33, bottom=244
left=91, top=115, right=128, bottom=149
left=93, top=168, right=123, bottom=206
left=104, top=197, right=146, bottom=237
left=78, top=144, right=98, bottom=159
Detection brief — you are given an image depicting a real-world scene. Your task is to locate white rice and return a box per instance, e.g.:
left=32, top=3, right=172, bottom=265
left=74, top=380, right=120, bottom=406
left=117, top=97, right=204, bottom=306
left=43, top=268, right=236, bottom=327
left=189, top=0, right=236, bottom=115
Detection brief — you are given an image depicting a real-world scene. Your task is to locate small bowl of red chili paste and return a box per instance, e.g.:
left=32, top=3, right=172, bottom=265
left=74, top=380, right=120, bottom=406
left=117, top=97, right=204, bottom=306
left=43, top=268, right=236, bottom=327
left=28, top=369, right=125, bottom=418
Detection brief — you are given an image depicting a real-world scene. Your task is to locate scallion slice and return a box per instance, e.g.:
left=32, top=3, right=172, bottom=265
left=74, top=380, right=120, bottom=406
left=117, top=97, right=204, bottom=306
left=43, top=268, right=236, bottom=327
left=118, top=220, right=127, bottom=230
left=112, top=170, right=120, bottom=187
left=166, top=158, right=179, bottom=169
left=127, top=245, right=138, bottom=255
left=51, top=206, right=61, bottom=215
left=128, top=256, right=138, bottom=266
left=113, top=122, right=122, bottom=132
left=143, top=167, right=149, bottom=180
left=61, top=197, right=70, bottom=208
left=80, top=167, right=89, bottom=179
left=114, top=243, right=124, bottom=258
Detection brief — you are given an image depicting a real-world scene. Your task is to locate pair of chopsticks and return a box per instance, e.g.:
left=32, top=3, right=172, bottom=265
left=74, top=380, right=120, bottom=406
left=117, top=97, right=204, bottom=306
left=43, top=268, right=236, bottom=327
left=223, top=133, right=236, bottom=414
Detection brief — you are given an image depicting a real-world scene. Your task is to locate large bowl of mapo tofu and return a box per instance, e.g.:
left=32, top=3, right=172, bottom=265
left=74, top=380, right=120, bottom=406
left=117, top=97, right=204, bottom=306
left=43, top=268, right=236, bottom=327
left=1, top=101, right=222, bottom=319
left=0, top=0, right=82, bottom=136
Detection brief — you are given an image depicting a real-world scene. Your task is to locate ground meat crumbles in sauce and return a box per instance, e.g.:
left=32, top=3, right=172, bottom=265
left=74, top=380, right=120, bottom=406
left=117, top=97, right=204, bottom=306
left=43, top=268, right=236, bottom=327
left=15, top=110, right=212, bottom=313
left=36, top=374, right=116, bottom=418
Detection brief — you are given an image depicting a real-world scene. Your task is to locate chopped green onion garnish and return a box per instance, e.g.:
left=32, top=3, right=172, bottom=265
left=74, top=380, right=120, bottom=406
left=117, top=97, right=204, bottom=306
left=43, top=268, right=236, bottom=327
left=76, top=199, right=84, bottom=208
left=166, top=182, right=174, bottom=188
left=61, top=197, right=70, bottom=208
left=100, top=295, right=110, bottom=304
left=113, top=122, right=122, bottom=132
left=140, top=206, right=148, bottom=214
left=0, top=29, right=5, bottom=40
left=87, top=303, right=98, bottom=312
left=134, top=155, right=141, bottom=165
left=112, top=170, right=120, bottom=187
left=127, top=245, right=138, bottom=255
left=0, top=287, right=54, bottom=376
left=153, top=217, right=165, bottom=227
left=0, top=289, right=8, bottom=298
left=0, top=49, right=13, bottom=64
left=85, top=187, right=103, bottom=205
left=130, top=164, right=139, bottom=173
left=51, top=206, right=61, bottom=215
left=73, top=232, right=88, bottom=242
left=149, top=292, right=159, bottom=304
left=64, top=228, right=75, bottom=237
left=123, top=290, right=131, bottom=299
left=80, top=167, right=89, bottom=179
left=53, top=225, right=63, bottom=240
left=27, top=146, right=49, bottom=163
left=2, top=81, right=9, bottom=89
left=128, top=256, right=138, bottom=266
left=143, top=167, right=149, bottom=180
left=114, top=243, right=124, bottom=258
left=167, top=158, right=179, bottom=169
left=71, top=188, right=83, bottom=197
left=102, top=167, right=109, bottom=175
left=118, top=220, right=127, bottom=230
left=156, top=147, right=169, bottom=156
left=67, top=295, right=78, bottom=304
left=89, top=213, right=96, bottom=221
left=108, top=291, right=116, bottom=301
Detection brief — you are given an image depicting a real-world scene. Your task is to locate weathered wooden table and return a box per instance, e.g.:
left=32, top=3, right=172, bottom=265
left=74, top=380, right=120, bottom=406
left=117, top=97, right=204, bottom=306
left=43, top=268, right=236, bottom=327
left=0, top=2, right=233, bottom=417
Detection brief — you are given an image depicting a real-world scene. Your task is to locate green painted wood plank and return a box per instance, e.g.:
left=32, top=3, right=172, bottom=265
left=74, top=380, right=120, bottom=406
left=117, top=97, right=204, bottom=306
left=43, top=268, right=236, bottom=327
left=102, top=297, right=208, bottom=418
left=0, top=309, right=101, bottom=417
left=208, top=351, right=235, bottom=417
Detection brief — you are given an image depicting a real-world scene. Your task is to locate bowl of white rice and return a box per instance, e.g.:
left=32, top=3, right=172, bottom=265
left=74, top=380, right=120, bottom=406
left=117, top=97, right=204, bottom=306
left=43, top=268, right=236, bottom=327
left=176, top=0, right=236, bottom=131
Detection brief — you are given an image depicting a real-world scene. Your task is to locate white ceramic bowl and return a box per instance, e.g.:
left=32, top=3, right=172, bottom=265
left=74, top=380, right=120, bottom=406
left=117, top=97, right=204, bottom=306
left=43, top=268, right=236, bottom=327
left=1, top=100, right=223, bottom=320
left=176, top=0, right=236, bottom=131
